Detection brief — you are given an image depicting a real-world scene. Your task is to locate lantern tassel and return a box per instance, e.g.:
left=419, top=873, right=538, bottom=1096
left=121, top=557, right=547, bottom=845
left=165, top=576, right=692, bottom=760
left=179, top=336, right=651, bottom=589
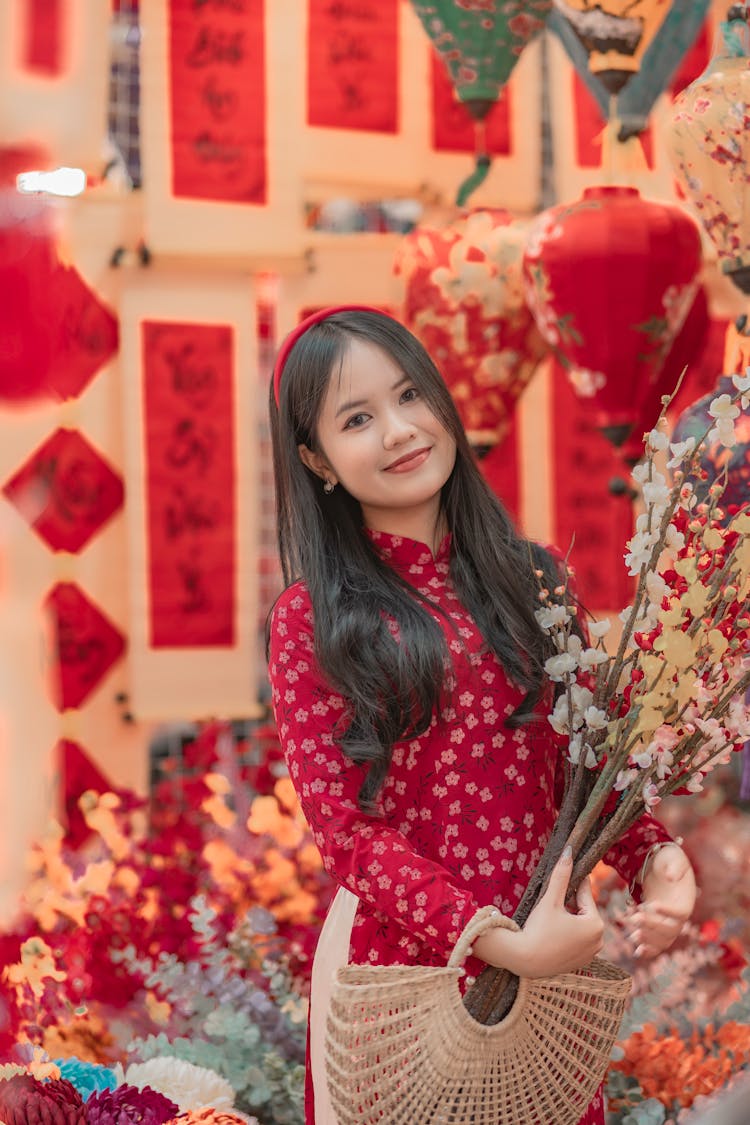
left=456, top=154, right=491, bottom=208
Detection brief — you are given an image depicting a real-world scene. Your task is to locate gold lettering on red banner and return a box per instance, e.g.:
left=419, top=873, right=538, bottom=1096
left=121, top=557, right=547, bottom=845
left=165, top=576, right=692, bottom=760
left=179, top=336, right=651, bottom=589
left=169, top=0, right=266, bottom=202
left=142, top=321, right=236, bottom=646
left=307, top=0, right=399, bottom=132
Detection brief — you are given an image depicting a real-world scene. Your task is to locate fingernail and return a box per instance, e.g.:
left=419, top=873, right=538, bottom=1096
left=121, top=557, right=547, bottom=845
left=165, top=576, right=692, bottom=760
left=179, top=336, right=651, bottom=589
left=562, top=845, right=572, bottom=860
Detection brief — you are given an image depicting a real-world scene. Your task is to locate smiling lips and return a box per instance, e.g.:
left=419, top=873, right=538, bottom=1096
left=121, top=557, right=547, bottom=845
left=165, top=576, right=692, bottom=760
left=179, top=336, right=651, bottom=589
left=384, top=447, right=431, bottom=472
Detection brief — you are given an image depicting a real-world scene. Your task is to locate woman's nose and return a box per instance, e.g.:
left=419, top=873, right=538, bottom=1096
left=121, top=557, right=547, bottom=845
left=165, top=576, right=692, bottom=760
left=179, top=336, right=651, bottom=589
left=382, top=413, right=417, bottom=448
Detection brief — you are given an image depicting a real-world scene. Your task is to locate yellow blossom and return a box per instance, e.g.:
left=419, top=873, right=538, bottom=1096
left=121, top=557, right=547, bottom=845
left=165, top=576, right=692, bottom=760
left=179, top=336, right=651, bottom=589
left=654, top=627, right=697, bottom=670
left=145, top=990, right=172, bottom=1025
left=246, top=796, right=303, bottom=850
left=703, top=527, right=724, bottom=550
left=202, top=793, right=237, bottom=829
left=706, top=629, right=729, bottom=660
left=79, top=791, right=131, bottom=860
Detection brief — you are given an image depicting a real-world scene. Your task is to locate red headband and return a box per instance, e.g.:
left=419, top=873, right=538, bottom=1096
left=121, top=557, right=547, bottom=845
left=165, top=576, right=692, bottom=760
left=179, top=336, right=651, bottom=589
left=272, top=304, right=393, bottom=405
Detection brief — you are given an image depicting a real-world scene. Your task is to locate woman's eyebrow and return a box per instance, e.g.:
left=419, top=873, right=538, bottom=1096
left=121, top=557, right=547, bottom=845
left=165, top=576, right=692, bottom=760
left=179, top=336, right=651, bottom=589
left=334, top=374, right=409, bottom=418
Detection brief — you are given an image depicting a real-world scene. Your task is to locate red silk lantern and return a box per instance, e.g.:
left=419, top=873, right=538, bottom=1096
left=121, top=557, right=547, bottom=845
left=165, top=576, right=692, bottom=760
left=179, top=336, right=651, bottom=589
left=522, top=185, right=703, bottom=446
left=394, top=209, right=548, bottom=448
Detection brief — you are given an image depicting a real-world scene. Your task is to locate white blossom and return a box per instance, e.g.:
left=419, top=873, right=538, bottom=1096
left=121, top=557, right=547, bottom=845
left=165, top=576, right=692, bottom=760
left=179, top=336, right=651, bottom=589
left=579, top=646, right=609, bottom=671
left=666, top=436, right=696, bottom=469
left=631, top=462, right=651, bottom=485
left=664, top=523, right=685, bottom=552
left=583, top=705, right=608, bottom=730
left=588, top=618, right=611, bottom=639
left=535, top=604, right=568, bottom=631
left=707, top=418, right=737, bottom=448
left=732, top=368, right=750, bottom=409
left=545, top=652, right=578, bottom=682
left=614, top=768, right=639, bottom=791
left=647, top=429, right=669, bottom=452
left=568, top=734, right=597, bottom=767
left=642, top=478, right=671, bottom=508
left=708, top=393, right=740, bottom=422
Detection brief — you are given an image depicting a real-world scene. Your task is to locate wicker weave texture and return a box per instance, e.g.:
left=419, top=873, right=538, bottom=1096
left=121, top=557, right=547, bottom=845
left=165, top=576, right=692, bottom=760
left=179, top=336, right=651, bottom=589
left=325, top=957, right=631, bottom=1125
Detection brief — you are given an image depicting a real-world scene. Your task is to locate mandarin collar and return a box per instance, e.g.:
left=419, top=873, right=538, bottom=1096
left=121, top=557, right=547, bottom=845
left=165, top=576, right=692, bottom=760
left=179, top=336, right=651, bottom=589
left=365, top=528, right=452, bottom=567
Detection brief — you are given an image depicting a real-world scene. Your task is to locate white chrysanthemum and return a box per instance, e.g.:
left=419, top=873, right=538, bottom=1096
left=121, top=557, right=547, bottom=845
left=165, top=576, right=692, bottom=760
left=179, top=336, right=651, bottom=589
left=125, top=1058, right=235, bottom=1113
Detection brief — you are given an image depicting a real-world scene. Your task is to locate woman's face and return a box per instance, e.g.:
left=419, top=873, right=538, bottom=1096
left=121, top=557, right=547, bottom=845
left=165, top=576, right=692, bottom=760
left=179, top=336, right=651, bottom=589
left=298, top=337, right=457, bottom=542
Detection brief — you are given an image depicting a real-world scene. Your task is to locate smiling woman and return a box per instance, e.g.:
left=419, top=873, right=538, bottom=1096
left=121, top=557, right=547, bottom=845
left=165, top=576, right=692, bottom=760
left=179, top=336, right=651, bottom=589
left=266, top=306, right=690, bottom=1125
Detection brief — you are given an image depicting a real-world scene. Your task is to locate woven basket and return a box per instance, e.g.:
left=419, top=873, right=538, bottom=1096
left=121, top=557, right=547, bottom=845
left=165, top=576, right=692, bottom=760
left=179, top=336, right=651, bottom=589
left=325, top=905, right=631, bottom=1125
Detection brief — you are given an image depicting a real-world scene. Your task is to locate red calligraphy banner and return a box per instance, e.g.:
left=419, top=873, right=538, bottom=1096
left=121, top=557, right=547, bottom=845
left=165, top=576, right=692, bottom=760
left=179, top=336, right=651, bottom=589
left=142, top=321, right=236, bottom=648
left=169, top=0, right=266, bottom=203
left=573, top=73, right=654, bottom=170
left=551, top=362, right=634, bottom=612
left=23, top=0, right=64, bottom=75
left=307, top=0, right=398, bottom=132
left=431, top=55, right=512, bottom=156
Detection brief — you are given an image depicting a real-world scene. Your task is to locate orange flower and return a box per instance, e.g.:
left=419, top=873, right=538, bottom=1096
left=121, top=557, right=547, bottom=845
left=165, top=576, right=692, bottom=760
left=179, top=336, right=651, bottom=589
left=164, top=1111, right=256, bottom=1124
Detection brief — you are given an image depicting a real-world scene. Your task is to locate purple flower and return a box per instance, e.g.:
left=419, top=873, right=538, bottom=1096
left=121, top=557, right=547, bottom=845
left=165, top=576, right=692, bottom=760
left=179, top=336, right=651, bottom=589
left=85, top=1082, right=179, bottom=1124
left=0, top=1073, right=87, bottom=1124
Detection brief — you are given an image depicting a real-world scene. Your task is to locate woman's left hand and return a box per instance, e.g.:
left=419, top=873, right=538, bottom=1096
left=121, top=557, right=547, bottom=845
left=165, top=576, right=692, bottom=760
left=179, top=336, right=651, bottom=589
left=626, top=843, right=697, bottom=959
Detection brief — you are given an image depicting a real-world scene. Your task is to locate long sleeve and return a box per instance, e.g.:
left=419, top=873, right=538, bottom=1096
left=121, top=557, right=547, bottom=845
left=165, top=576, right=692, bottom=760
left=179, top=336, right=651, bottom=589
left=268, top=585, right=480, bottom=960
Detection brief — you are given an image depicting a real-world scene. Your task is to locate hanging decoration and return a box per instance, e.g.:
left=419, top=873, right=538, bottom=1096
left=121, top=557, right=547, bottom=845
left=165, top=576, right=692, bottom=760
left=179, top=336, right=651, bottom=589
left=44, top=583, right=126, bottom=713
left=409, top=1, right=552, bottom=203
left=168, top=0, right=267, bottom=204
left=2, top=429, right=125, bottom=554
left=522, top=185, right=703, bottom=447
left=307, top=0, right=399, bottom=133
left=394, top=208, right=548, bottom=448
left=618, top=291, right=730, bottom=465
left=0, top=148, right=118, bottom=405
left=549, top=0, right=710, bottom=135
left=141, top=320, right=236, bottom=648
left=666, top=7, right=750, bottom=296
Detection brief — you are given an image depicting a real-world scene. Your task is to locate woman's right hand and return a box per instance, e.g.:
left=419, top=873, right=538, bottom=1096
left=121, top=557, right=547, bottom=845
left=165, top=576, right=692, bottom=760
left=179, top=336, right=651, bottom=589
left=472, top=849, right=604, bottom=979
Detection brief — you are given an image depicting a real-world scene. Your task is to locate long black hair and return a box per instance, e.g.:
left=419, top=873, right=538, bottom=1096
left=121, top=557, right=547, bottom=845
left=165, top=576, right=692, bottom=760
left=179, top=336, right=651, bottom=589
left=268, top=311, right=563, bottom=808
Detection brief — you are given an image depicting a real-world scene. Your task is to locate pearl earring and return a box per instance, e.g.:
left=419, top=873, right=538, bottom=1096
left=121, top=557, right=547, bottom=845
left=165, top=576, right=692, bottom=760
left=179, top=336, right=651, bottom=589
left=323, top=479, right=335, bottom=495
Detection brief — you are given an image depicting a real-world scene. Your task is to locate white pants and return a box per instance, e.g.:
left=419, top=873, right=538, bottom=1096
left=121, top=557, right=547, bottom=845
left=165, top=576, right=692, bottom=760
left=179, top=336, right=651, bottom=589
left=309, top=887, right=359, bottom=1124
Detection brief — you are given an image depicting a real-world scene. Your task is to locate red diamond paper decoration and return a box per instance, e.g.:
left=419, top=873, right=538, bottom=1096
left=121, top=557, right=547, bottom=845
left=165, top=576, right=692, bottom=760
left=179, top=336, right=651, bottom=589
left=50, top=263, right=119, bottom=400
left=57, top=738, right=113, bottom=849
left=3, top=428, right=124, bottom=553
left=44, top=583, right=126, bottom=711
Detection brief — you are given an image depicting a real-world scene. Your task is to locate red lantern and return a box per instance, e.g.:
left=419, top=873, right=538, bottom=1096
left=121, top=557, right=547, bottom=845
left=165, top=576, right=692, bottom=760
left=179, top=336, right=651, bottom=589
left=522, top=185, right=703, bottom=446
left=394, top=209, right=548, bottom=448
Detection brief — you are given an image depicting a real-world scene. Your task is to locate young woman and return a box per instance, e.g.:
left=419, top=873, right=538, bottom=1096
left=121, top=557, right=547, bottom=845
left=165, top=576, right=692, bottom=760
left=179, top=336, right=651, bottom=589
left=266, top=306, right=697, bottom=1125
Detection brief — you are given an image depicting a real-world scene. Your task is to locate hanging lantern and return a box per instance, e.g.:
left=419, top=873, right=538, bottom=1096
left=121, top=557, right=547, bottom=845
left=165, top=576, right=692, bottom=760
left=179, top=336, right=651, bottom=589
left=522, top=185, right=703, bottom=446
left=672, top=374, right=750, bottom=519
left=548, top=1, right=711, bottom=132
left=618, top=293, right=732, bottom=465
left=552, top=0, right=674, bottom=95
left=666, top=8, right=750, bottom=295
left=409, top=1, right=552, bottom=203
left=394, top=208, right=548, bottom=449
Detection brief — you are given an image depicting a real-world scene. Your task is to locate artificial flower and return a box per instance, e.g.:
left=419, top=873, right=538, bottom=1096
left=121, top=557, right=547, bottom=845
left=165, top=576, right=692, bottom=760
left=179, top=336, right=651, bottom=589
left=0, top=1072, right=86, bottom=1124
left=85, top=1082, right=179, bottom=1124
left=125, top=1058, right=235, bottom=1113
left=55, top=1056, right=118, bottom=1100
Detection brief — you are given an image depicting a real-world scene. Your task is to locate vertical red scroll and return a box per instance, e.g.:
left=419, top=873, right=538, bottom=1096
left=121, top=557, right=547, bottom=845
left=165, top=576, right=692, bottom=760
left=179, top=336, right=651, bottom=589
left=23, top=0, right=64, bottom=75
left=168, top=0, right=266, bottom=203
left=307, top=0, right=399, bottom=132
left=142, top=321, right=236, bottom=647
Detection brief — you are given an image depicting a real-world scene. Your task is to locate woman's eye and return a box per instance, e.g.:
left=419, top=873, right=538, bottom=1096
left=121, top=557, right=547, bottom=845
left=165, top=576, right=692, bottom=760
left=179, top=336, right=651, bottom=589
left=400, top=387, right=419, bottom=403
left=344, top=413, right=368, bottom=429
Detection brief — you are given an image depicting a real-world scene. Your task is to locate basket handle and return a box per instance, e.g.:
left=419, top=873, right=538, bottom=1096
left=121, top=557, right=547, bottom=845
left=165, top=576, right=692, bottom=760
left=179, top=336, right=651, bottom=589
left=447, top=904, right=519, bottom=969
